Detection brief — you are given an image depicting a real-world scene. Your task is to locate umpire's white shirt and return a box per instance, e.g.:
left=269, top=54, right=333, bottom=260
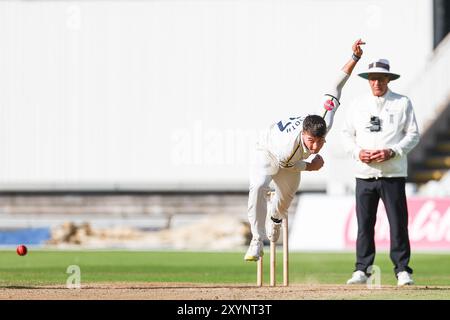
left=342, top=89, right=420, bottom=178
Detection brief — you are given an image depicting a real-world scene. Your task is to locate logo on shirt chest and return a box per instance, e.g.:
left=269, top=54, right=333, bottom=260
left=277, top=116, right=303, bottom=133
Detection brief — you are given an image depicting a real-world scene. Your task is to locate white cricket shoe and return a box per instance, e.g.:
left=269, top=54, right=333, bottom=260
left=397, top=271, right=414, bottom=286
left=244, top=240, right=264, bottom=261
left=346, top=270, right=368, bottom=284
left=266, top=217, right=282, bottom=242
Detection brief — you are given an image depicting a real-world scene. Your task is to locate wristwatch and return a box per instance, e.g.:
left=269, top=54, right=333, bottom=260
left=352, top=53, right=361, bottom=62
left=389, top=149, right=396, bottom=158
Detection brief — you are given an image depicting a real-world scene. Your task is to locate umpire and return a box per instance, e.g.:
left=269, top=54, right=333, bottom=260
left=342, top=58, right=420, bottom=286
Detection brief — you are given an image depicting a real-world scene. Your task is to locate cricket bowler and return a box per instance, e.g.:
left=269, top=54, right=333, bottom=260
left=245, top=39, right=365, bottom=261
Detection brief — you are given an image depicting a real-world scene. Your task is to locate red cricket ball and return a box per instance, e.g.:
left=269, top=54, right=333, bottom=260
left=16, top=245, right=28, bottom=256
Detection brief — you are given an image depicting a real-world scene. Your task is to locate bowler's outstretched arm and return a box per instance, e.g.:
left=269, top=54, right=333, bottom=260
left=321, top=39, right=365, bottom=133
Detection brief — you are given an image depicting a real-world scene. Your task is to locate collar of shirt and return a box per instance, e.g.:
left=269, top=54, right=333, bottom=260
left=373, top=88, right=391, bottom=110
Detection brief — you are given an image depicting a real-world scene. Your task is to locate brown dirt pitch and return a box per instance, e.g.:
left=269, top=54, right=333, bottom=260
left=0, top=283, right=448, bottom=300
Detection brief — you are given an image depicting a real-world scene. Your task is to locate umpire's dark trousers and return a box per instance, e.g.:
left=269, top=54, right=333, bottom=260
left=355, top=177, right=413, bottom=275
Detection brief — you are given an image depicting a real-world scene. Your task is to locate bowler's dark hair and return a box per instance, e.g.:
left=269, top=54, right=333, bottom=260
left=302, top=115, right=327, bottom=137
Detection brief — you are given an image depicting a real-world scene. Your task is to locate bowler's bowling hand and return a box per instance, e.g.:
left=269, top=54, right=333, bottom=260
left=352, top=39, right=365, bottom=57
left=306, top=154, right=324, bottom=171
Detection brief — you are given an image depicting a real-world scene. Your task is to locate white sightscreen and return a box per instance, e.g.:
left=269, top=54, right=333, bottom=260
left=0, top=0, right=433, bottom=191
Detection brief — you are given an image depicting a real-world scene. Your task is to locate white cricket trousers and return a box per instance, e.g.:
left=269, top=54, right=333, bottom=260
left=247, top=149, right=301, bottom=241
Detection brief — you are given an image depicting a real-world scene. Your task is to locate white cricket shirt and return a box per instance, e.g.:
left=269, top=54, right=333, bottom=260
left=341, top=89, right=420, bottom=178
left=257, top=70, right=350, bottom=172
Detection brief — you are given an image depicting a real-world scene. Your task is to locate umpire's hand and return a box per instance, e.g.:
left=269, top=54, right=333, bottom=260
left=359, top=149, right=373, bottom=163
left=369, top=149, right=393, bottom=162
left=359, top=149, right=394, bottom=163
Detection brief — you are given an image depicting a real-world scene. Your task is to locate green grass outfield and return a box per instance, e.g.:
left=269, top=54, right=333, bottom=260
left=1, top=250, right=449, bottom=290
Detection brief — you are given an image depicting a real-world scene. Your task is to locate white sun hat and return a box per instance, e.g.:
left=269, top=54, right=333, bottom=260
left=358, top=58, right=400, bottom=81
